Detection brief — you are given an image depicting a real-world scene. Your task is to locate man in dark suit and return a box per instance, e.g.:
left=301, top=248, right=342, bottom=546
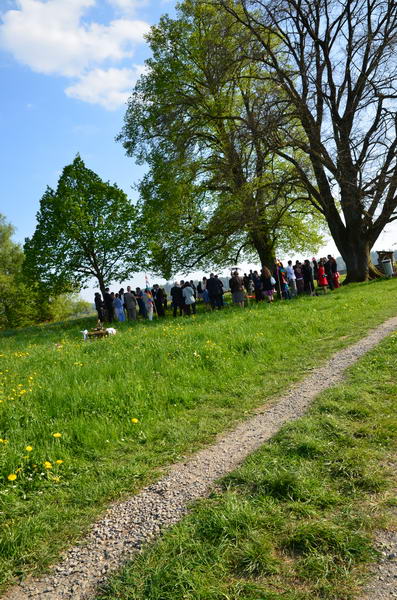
left=153, top=284, right=165, bottom=317
left=170, top=282, right=184, bottom=317
left=103, top=287, right=113, bottom=322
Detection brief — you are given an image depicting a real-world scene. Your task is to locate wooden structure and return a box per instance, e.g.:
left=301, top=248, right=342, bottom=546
left=87, top=321, right=109, bottom=339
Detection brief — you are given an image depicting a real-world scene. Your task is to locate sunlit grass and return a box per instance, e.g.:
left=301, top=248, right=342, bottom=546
left=97, top=328, right=397, bottom=600
left=0, top=278, right=396, bottom=588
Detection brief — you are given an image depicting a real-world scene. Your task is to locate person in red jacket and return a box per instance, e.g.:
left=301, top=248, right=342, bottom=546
left=317, top=258, right=328, bottom=289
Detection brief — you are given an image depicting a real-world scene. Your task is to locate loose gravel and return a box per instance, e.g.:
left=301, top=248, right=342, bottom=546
left=3, top=315, right=397, bottom=600
left=359, top=462, right=397, bottom=600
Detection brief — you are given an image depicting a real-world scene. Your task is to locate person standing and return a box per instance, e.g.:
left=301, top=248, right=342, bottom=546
left=260, top=267, right=275, bottom=303
left=197, top=280, right=203, bottom=300
left=142, top=290, right=154, bottom=321
left=182, top=282, right=196, bottom=315
left=328, top=255, right=340, bottom=288
left=286, top=260, right=297, bottom=297
left=324, top=257, right=334, bottom=290
left=162, top=288, right=168, bottom=312
left=229, top=271, right=245, bottom=307
left=170, top=282, right=184, bottom=317
left=252, top=270, right=263, bottom=302
left=113, top=293, right=126, bottom=322
left=189, top=280, right=197, bottom=300
left=294, top=261, right=304, bottom=295
left=214, top=275, right=224, bottom=307
left=272, top=263, right=282, bottom=299
left=94, top=292, right=105, bottom=322
left=243, top=273, right=250, bottom=293
left=206, top=273, right=221, bottom=309
left=124, top=286, right=137, bottom=321
left=152, top=284, right=165, bottom=317
left=317, top=258, right=328, bottom=290
left=302, top=260, right=314, bottom=295
left=201, top=277, right=210, bottom=305
left=103, top=287, right=113, bottom=323
left=278, top=263, right=291, bottom=299
left=135, top=287, right=147, bottom=319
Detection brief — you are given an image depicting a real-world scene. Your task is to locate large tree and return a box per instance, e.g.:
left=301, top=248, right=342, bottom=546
left=118, top=0, right=324, bottom=276
left=216, top=0, right=397, bottom=282
left=24, top=156, right=143, bottom=297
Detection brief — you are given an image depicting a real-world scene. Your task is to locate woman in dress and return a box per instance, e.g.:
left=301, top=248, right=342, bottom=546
left=113, top=293, right=126, bottom=322
left=229, top=271, right=245, bottom=308
left=294, top=262, right=305, bottom=295
left=142, top=290, right=154, bottom=321
left=260, top=267, right=275, bottom=303
left=317, top=258, right=328, bottom=290
left=201, top=277, right=210, bottom=305
left=330, top=257, right=340, bottom=288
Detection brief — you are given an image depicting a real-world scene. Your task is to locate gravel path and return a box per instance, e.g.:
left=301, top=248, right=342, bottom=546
left=359, top=462, right=397, bottom=600
left=3, top=315, right=397, bottom=600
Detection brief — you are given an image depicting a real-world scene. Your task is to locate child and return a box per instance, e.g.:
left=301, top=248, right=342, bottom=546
left=142, top=290, right=154, bottom=321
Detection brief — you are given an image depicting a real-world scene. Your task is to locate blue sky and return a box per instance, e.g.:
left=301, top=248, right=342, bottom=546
left=0, top=0, right=396, bottom=299
left=0, top=0, right=175, bottom=247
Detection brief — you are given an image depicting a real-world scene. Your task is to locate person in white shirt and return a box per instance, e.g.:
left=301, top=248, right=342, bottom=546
left=286, top=260, right=297, bottom=297
left=182, top=282, right=196, bottom=315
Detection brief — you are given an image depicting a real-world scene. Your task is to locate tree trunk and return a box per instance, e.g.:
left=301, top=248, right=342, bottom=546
left=250, top=231, right=276, bottom=269
left=96, top=273, right=106, bottom=299
left=333, top=232, right=381, bottom=284
left=322, top=199, right=383, bottom=284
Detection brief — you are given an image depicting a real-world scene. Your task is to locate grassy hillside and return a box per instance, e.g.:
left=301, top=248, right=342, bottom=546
left=98, top=323, right=397, bottom=600
left=0, top=279, right=397, bottom=588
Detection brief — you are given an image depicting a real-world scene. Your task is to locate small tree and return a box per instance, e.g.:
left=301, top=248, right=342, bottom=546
left=0, top=215, right=38, bottom=329
left=24, top=156, right=143, bottom=297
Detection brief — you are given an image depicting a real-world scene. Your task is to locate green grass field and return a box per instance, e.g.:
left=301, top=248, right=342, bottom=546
left=1, top=279, right=397, bottom=589
left=97, top=329, right=397, bottom=600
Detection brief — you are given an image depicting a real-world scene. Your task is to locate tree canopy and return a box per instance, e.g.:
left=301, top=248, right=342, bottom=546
left=0, top=215, right=37, bottom=329
left=118, top=0, right=324, bottom=277
left=24, top=155, right=143, bottom=297
left=216, top=0, right=397, bottom=281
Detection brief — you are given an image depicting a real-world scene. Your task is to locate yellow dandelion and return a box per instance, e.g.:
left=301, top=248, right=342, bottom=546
left=131, top=418, right=139, bottom=424
left=52, top=433, right=62, bottom=438
left=55, top=459, right=63, bottom=465
left=52, top=476, right=61, bottom=483
left=7, top=473, right=17, bottom=481
left=25, top=446, right=33, bottom=452
left=44, top=461, right=52, bottom=469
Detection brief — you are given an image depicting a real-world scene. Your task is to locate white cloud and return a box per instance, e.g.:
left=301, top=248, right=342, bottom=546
left=0, top=0, right=150, bottom=108
left=107, top=0, right=149, bottom=15
left=66, top=66, right=144, bottom=110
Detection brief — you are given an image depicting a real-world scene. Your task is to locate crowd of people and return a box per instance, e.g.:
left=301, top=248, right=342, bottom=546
left=94, top=255, right=340, bottom=323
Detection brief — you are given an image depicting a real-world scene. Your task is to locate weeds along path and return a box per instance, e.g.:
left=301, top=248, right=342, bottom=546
left=4, top=315, right=397, bottom=600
